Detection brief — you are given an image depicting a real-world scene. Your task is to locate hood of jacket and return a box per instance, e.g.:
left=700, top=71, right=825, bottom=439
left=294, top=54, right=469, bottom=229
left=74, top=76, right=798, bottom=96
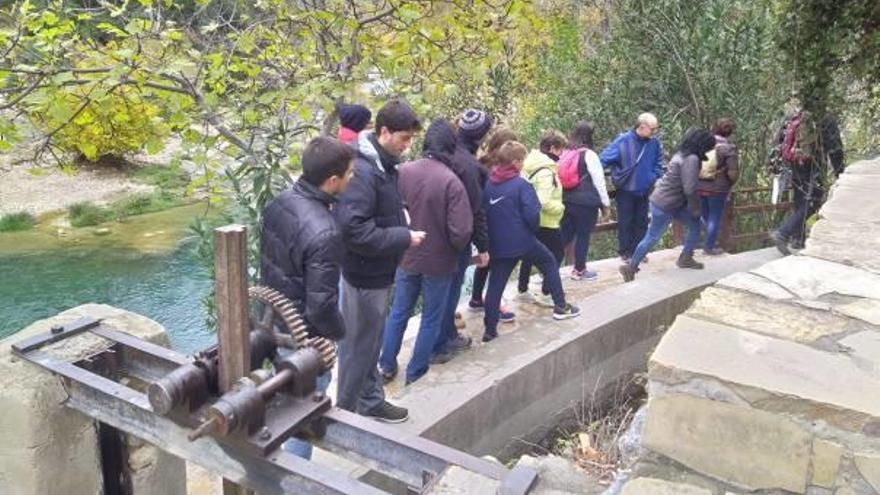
left=522, top=149, right=557, bottom=176
left=422, top=119, right=457, bottom=169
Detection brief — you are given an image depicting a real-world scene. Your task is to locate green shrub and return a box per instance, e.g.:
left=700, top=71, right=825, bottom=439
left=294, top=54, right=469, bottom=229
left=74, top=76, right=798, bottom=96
left=0, top=212, right=36, bottom=232
left=114, top=192, right=179, bottom=218
left=133, top=165, right=190, bottom=191
left=68, top=202, right=109, bottom=227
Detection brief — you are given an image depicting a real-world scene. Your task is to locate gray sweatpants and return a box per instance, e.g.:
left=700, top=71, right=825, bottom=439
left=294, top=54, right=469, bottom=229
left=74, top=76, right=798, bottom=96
left=336, top=278, right=390, bottom=414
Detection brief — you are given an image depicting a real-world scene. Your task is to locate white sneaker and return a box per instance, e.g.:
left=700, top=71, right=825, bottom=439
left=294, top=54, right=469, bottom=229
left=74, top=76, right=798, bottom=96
left=515, top=291, right=536, bottom=304
left=529, top=273, right=543, bottom=287
left=534, top=293, right=555, bottom=308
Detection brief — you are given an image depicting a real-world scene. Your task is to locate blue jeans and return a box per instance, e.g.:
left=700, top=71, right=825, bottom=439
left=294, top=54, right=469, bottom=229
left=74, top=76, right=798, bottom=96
left=485, top=242, right=565, bottom=334
left=700, top=194, right=727, bottom=250
left=630, top=203, right=701, bottom=269
left=282, top=371, right=332, bottom=458
left=434, top=248, right=471, bottom=355
left=379, top=268, right=453, bottom=384
left=561, top=203, right=600, bottom=271
left=616, top=190, right=650, bottom=257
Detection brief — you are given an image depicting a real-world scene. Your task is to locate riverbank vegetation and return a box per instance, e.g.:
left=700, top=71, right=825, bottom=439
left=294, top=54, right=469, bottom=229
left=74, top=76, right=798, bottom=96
left=0, top=211, right=36, bottom=232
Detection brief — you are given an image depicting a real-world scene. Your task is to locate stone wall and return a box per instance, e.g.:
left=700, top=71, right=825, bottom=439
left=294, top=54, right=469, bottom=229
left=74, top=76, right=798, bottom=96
left=0, top=304, right=186, bottom=495
left=616, top=157, right=880, bottom=494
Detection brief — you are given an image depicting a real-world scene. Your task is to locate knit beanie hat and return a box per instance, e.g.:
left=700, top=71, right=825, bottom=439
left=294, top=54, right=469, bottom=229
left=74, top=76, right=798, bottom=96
left=338, top=104, right=372, bottom=132
left=458, top=109, right=493, bottom=141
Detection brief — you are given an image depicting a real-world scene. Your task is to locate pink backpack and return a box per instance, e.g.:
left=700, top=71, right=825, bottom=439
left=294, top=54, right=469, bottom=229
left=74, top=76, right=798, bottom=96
left=557, top=148, right=586, bottom=190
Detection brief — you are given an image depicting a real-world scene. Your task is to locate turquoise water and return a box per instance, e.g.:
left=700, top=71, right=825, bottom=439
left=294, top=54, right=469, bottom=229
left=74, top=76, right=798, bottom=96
left=0, top=238, right=216, bottom=354
left=0, top=203, right=219, bottom=353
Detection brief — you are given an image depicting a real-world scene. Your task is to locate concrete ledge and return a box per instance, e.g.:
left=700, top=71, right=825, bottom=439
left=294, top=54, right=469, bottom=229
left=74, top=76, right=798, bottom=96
left=0, top=304, right=186, bottom=495
left=392, top=248, right=780, bottom=458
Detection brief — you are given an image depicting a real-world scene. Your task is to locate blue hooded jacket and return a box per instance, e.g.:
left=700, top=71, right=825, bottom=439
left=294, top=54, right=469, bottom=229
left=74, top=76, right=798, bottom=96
left=484, top=172, right=541, bottom=259
left=599, top=129, right=664, bottom=195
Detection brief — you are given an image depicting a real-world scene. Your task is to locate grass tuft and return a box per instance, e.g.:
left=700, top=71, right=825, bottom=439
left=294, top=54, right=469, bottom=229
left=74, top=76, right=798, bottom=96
left=0, top=211, right=36, bottom=232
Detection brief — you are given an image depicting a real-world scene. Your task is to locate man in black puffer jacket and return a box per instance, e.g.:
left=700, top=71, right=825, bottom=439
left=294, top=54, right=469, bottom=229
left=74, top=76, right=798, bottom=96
left=260, top=136, right=354, bottom=460
left=334, top=99, right=423, bottom=423
left=261, top=136, right=354, bottom=341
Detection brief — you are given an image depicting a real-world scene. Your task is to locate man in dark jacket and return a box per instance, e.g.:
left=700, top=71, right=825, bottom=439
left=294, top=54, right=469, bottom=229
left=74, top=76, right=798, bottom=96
left=334, top=99, right=423, bottom=422
left=260, top=136, right=354, bottom=458
left=378, top=120, right=473, bottom=385
left=770, top=110, right=844, bottom=254
left=433, top=108, right=493, bottom=362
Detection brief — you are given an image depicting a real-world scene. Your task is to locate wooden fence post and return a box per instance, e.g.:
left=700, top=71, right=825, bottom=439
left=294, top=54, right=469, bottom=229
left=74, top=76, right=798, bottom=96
left=214, top=224, right=255, bottom=495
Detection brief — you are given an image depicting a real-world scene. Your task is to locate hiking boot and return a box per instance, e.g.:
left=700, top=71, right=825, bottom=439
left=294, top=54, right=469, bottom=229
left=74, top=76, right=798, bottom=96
left=447, top=333, right=473, bottom=351
left=553, top=303, right=581, bottom=320
left=619, top=264, right=637, bottom=283
left=676, top=252, right=705, bottom=269
left=468, top=299, right=485, bottom=312
left=770, top=230, right=791, bottom=255
left=365, top=401, right=409, bottom=423
left=482, top=330, right=498, bottom=342
left=570, top=268, right=599, bottom=281
left=430, top=350, right=455, bottom=365
left=703, top=247, right=726, bottom=256
left=379, top=366, right=397, bottom=384
left=790, top=238, right=805, bottom=250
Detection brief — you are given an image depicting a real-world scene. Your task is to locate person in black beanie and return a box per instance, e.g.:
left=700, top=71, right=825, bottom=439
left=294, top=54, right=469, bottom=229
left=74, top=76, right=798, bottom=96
left=337, top=103, right=372, bottom=144
left=431, top=109, right=494, bottom=363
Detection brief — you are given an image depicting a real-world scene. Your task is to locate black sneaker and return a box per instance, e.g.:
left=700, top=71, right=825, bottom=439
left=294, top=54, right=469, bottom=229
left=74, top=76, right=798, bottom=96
left=553, top=303, right=581, bottom=320
left=770, top=230, right=791, bottom=256
left=619, top=264, right=637, bottom=282
left=430, top=350, right=455, bottom=365
left=482, top=330, right=498, bottom=342
left=676, top=253, right=705, bottom=269
left=447, top=333, right=473, bottom=352
left=365, top=400, right=409, bottom=423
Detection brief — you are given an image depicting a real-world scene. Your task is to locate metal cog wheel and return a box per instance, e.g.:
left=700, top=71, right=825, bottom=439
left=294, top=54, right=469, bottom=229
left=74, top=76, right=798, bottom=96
left=248, top=285, right=336, bottom=371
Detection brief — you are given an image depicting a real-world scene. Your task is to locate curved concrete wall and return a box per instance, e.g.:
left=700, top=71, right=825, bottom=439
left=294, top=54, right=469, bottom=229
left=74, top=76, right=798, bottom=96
left=393, top=248, right=780, bottom=459
left=621, top=157, right=880, bottom=495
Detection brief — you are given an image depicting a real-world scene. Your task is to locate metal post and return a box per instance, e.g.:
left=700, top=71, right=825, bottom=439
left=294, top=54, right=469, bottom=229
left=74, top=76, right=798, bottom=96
left=214, top=224, right=255, bottom=495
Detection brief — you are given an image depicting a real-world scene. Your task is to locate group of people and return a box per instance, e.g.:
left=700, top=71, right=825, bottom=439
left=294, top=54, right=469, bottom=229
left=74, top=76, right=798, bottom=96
left=259, top=98, right=752, bottom=439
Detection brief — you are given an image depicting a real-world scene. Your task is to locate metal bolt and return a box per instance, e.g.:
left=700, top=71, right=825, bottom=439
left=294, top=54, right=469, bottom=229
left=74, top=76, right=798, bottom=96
left=50, top=325, right=64, bottom=335
left=259, top=427, right=272, bottom=440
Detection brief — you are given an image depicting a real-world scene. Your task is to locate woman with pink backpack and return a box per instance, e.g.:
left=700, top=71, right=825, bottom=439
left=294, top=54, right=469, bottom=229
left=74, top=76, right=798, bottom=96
left=558, top=121, right=611, bottom=281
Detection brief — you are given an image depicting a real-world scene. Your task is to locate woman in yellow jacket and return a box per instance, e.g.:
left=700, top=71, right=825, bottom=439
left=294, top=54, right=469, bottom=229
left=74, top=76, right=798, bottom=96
left=516, top=130, right=567, bottom=307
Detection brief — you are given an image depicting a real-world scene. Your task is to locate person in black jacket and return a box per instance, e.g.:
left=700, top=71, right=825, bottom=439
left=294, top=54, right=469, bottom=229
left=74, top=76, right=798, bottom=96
left=260, top=136, right=355, bottom=458
left=770, top=110, right=845, bottom=254
left=432, top=109, right=493, bottom=362
left=334, top=99, right=423, bottom=422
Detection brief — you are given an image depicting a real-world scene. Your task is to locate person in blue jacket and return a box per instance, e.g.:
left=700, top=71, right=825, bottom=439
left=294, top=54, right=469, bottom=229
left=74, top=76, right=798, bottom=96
left=600, top=113, right=665, bottom=261
left=482, top=141, right=581, bottom=342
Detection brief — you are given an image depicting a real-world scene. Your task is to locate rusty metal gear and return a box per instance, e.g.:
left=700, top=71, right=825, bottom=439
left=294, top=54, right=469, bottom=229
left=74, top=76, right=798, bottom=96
left=248, top=285, right=336, bottom=370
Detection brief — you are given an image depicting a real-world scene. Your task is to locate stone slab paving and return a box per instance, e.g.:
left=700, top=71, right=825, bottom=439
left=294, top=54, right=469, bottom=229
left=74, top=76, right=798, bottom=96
left=619, top=157, right=880, bottom=495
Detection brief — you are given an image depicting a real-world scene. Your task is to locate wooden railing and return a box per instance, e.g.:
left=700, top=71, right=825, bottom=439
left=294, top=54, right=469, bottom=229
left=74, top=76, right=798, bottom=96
left=588, top=185, right=793, bottom=255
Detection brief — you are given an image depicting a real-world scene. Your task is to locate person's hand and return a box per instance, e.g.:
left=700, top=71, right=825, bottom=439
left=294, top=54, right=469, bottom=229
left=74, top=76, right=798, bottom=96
left=476, top=252, right=490, bottom=268
left=409, top=230, right=427, bottom=247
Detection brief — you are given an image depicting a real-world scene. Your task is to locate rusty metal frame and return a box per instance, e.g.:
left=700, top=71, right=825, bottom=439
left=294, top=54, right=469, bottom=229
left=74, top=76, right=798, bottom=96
left=13, top=319, right=538, bottom=495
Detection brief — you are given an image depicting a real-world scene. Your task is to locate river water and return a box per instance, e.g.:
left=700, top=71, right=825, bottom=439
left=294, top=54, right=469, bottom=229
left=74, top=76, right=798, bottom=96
left=0, top=204, right=216, bottom=354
